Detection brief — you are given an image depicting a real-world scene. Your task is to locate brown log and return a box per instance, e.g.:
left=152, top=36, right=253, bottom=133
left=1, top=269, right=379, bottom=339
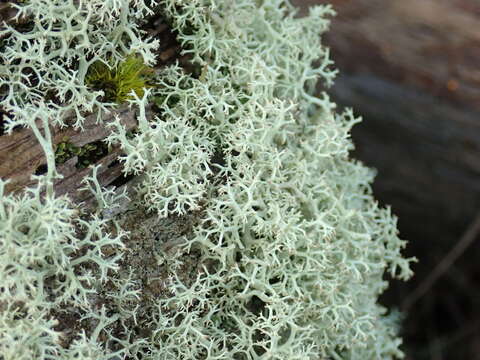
left=0, top=105, right=138, bottom=203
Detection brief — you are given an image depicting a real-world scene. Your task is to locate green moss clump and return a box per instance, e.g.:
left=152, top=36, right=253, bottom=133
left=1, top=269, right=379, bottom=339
left=85, top=54, right=154, bottom=104
left=55, top=137, right=109, bottom=168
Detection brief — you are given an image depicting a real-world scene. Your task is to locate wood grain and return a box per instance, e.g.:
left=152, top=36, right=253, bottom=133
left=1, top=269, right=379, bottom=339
left=0, top=105, right=139, bottom=203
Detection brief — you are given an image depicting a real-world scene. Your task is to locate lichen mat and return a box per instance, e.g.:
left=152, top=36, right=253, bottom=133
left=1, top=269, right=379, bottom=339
left=0, top=0, right=414, bottom=359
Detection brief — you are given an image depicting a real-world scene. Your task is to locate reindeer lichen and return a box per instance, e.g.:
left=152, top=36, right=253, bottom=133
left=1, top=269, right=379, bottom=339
left=0, top=0, right=414, bottom=359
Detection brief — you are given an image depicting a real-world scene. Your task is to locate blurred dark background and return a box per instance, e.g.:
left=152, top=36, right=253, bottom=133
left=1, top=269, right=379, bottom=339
left=293, top=0, right=480, bottom=358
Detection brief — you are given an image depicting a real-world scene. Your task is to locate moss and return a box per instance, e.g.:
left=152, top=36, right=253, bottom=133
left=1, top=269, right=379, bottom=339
left=85, top=54, right=155, bottom=104
left=55, top=136, right=110, bottom=168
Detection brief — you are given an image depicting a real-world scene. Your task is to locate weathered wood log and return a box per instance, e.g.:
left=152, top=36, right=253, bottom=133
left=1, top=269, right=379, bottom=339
left=0, top=105, right=138, bottom=203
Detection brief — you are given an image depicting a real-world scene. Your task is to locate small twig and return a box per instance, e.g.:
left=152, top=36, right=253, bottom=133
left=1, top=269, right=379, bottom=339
left=402, top=211, right=480, bottom=312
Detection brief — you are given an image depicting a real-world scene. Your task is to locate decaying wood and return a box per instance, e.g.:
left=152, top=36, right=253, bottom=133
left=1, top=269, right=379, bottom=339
left=0, top=105, right=139, bottom=204
left=295, top=0, right=480, bottom=109
left=0, top=2, right=20, bottom=27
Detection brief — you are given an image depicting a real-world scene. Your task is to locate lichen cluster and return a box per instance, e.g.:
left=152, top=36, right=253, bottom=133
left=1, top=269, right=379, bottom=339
left=0, top=0, right=413, bottom=359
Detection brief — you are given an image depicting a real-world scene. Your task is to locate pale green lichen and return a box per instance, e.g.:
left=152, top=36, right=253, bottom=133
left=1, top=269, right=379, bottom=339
left=0, top=0, right=414, bottom=359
